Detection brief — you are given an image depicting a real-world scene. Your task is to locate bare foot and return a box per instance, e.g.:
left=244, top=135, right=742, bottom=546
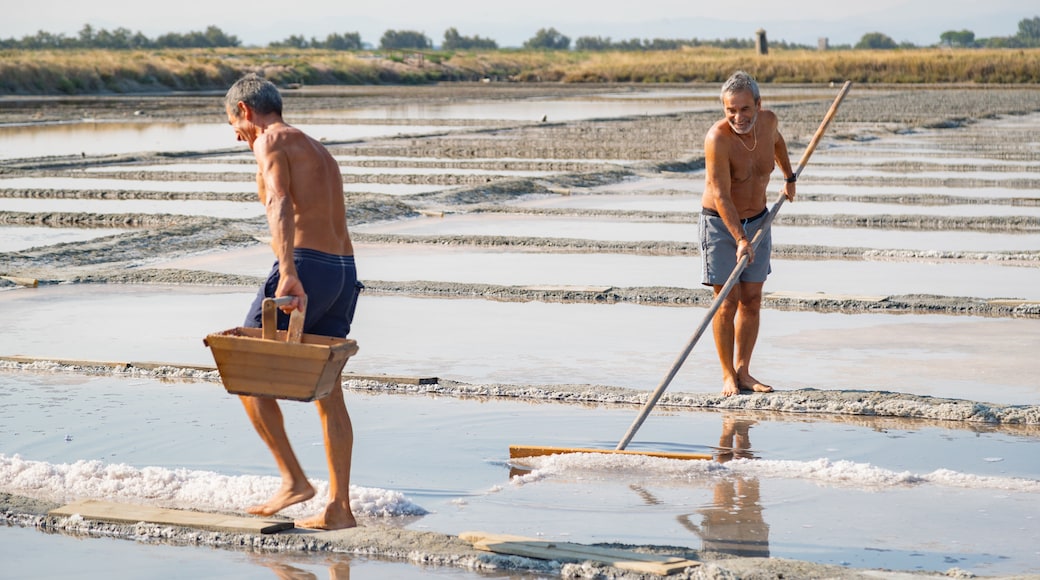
left=721, top=377, right=740, bottom=397
left=247, top=483, right=316, bottom=517
left=738, top=376, right=774, bottom=393
left=294, top=502, right=357, bottom=530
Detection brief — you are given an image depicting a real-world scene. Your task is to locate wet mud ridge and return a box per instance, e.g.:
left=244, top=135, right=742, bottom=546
left=0, top=497, right=951, bottom=580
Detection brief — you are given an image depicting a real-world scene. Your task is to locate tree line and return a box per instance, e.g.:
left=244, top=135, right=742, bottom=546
left=859, top=16, right=1040, bottom=49
left=2, top=18, right=1038, bottom=51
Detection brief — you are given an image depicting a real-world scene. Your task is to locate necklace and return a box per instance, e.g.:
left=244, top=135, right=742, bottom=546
left=736, top=126, right=757, bottom=152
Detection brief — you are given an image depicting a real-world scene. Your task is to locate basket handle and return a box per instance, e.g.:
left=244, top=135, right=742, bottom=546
left=261, top=295, right=307, bottom=343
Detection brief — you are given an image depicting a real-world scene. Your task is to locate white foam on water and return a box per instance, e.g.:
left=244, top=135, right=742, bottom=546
left=510, top=453, right=1040, bottom=493
left=0, top=454, right=427, bottom=518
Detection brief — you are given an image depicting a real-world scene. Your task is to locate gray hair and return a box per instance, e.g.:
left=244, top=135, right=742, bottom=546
left=225, top=73, right=283, bottom=117
left=721, top=71, right=760, bottom=103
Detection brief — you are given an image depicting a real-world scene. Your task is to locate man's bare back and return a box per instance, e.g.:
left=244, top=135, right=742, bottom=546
left=252, top=125, right=354, bottom=258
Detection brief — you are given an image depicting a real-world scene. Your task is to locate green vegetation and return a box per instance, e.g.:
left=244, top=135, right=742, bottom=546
left=0, top=25, right=240, bottom=50
left=523, top=28, right=571, bottom=51
left=378, top=30, right=431, bottom=51
left=270, top=33, right=363, bottom=51
left=4, top=16, right=1039, bottom=52
left=442, top=28, right=497, bottom=50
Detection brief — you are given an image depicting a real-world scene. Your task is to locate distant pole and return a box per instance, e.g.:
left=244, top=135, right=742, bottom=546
left=756, top=29, right=768, bottom=55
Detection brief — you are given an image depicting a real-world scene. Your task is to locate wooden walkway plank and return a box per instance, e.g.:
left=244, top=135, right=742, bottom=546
left=510, top=445, right=712, bottom=461
left=49, top=499, right=293, bottom=534
left=460, top=531, right=699, bottom=576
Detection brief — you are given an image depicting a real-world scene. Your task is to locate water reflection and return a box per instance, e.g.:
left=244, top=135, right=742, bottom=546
left=682, top=417, right=768, bottom=558
left=631, top=416, right=769, bottom=559
left=256, top=555, right=352, bottom=580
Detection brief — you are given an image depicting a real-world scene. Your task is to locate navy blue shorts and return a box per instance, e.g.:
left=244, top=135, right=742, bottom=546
left=244, top=249, right=363, bottom=339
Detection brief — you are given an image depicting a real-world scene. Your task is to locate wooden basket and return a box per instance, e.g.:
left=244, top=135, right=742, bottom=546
left=203, top=297, right=358, bottom=402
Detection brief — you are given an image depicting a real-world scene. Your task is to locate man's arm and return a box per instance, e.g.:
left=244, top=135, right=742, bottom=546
left=772, top=124, right=797, bottom=202
left=704, top=128, right=754, bottom=262
left=255, top=137, right=305, bottom=309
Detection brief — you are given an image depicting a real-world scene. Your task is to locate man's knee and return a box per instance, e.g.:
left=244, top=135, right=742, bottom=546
left=715, top=287, right=740, bottom=318
left=737, top=283, right=764, bottom=305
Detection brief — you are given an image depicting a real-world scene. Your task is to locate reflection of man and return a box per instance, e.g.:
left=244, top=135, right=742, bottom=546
left=680, top=416, right=770, bottom=557
left=225, top=73, right=361, bottom=530
left=700, top=70, right=796, bottom=396
left=258, top=556, right=351, bottom=580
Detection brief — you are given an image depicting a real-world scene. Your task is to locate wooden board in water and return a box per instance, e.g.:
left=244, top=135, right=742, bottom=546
left=49, top=499, right=293, bottom=534
left=461, top=531, right=699, bottom=576
left=509, top=445, right=712, bottom=461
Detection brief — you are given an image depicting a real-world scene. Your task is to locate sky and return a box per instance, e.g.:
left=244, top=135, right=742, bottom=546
left=0, top=0, right=1032, bottom=48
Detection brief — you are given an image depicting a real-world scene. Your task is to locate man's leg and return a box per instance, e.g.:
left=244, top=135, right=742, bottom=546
left=712, top=284, right=742, bottom=396
left=734, top=282, right=773, bottom=392
left=239, top=395, right=316, bottom=515
left=295, top=386, right=358, bottom=530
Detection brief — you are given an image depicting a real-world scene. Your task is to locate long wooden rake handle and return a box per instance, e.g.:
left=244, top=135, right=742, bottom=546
left=616, top=81, right=853, bottom=451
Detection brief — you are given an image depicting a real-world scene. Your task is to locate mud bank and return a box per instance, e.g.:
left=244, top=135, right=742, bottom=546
left=0, top=491, right=996, bottom=580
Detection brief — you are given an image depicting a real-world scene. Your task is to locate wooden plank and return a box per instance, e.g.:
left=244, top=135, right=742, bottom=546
left=205, top=333, right=339, bottom=362
left=262, top=299, right=277, bottom=341
left=49, top=499, right=292, bottom=534
left=460, top=531, right=698, bottom=576
left=0, top=275, right=39, bottom=287
left=510, top=445, right=713, bottom=461
left=343, top=372, right=438, bottom=385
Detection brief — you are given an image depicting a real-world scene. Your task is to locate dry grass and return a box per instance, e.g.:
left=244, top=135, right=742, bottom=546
left=1, top=47, right=1038, bottom=94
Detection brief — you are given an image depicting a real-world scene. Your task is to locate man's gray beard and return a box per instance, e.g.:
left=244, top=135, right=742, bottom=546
left=729, top=111, right=758, bottom=135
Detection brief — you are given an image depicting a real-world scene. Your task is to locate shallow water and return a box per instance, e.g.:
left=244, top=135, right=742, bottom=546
left=1, top=285, right=1038, bottom=405
left=1, top=371, right=1038, bottom=576
left=354, top=213, right=1040, bottom=252
left=1, top=197, right=263, bottom=219
left=2, top=87, right=1039, bottom=578
left=519, top=192, right=1040, bottom=218
left=83, top=162, right=555, bottom=179
left=150, top=242, right=1040, bottom=301
left=0, top=226, right=126, bottom=252
left=0, top=176, right=445, bottom=196
left=0, top=121, right=451, bottom=161
left=0, top=525, right=499, bottom=579
left=295, top=92, right=715, bottom=122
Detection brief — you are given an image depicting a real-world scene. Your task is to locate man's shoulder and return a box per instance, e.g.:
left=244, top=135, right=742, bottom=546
left=705, top=119, right=731, bottom=144
left=257, top=125, right=321, bottom=155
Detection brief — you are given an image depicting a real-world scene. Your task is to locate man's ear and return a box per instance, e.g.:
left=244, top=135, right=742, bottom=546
left=236, top=101, right=252, bottom=120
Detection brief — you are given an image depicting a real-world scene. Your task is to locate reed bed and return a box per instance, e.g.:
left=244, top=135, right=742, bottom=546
left=1, top=47, right=1038, bottom=94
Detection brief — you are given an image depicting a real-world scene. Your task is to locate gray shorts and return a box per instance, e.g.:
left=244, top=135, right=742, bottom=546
left=699, top=207, right=772, bottom=286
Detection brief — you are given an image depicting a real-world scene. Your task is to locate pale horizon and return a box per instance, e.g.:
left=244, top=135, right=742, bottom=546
left=0, top=0, right=1032, bottom=48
